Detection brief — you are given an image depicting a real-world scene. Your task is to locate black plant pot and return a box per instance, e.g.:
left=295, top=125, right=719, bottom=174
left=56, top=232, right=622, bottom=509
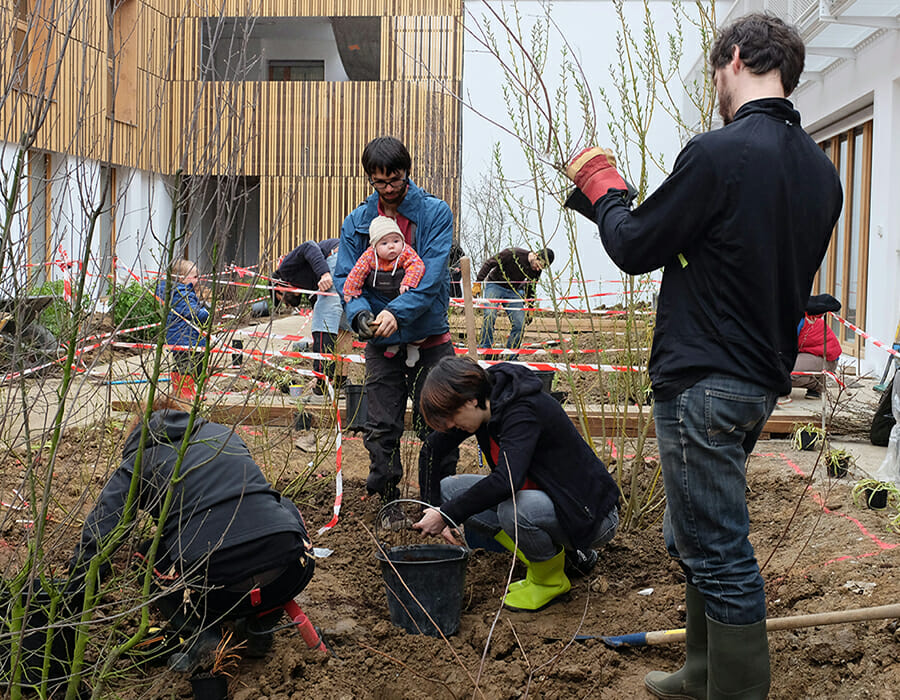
left=797, top=429, right=820, bottom=451
left=190, top=672, right=228, bottom=700
left=866, top=488, right=888, bottom=510
left=827, top=458, right=849, bottom=479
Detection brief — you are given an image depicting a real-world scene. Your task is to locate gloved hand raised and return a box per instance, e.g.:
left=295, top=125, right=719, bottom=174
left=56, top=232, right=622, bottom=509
left=565, top=147, right=628, bottom=204
left=353, top=310, right=378, bottom=340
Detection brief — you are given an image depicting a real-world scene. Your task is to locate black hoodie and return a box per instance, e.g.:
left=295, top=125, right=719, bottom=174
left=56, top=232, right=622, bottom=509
left=437, top=363, right=619, bottom=551
left=70, top=411, right=307, bottom=578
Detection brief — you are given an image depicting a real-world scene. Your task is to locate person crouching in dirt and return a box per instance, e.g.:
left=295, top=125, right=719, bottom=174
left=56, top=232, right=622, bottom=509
left=413, top=357, right=619, bottom=611
left=67, top=397, right=315, bottom=673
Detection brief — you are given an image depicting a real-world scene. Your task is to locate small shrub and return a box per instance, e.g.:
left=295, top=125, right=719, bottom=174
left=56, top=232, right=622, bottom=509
left=111, top=282, right=163, bottom=340
left=29, top=280, right=79, bottom=338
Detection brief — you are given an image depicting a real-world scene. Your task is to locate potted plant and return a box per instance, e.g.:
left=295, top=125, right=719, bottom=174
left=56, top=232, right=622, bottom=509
left=189, top=632, right=242, bottom=700
left=790, top=422, right=827, bottom=452
left=851, top=479, right=900, bottom=511
left=825, top=448, right=854, bottom=478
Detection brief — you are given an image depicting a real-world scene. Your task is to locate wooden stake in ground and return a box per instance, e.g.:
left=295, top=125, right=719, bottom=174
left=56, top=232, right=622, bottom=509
left=460, top=257, right=477, bottom=357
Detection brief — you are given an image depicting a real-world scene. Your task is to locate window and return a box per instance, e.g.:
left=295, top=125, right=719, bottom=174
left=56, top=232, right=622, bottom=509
left=11, top=0, right=56, bottom=96
left=200, top=17, right=380, bottom=82
left=12, top=1, right=28, bottom=89
left=815, top=121, right=873, bottom=356
left=268, top=60, right=325, bottom=82
left=107, top=0, right=138, bottom=123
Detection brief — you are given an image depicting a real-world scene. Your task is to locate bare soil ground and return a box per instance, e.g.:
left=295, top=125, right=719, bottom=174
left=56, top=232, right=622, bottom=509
left=6, top=414, right=900, bottom=700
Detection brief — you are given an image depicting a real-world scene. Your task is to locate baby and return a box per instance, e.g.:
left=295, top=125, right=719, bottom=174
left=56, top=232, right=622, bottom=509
left=343, top=216, right=426, bottom=366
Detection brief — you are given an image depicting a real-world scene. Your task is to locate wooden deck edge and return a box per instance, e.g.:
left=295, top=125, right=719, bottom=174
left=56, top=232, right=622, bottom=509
left=111, top=401, right=808, bottom=438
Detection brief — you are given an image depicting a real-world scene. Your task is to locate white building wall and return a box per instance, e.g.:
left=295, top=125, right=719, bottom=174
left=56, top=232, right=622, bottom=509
left=0, top=143, right=29, bottom=292
left=114, top=168, right=177, bottom=285
left=794, top=28, right=900, bottom=375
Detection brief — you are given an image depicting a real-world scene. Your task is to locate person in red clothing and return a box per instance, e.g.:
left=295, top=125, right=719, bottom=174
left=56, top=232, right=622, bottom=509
left=792, top=293, right=842, bottom=398
left=343, top=215, right=428, bottom=366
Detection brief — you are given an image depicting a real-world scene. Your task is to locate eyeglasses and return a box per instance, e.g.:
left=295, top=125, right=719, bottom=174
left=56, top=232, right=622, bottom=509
left=368, top=175, right=409, bottom=191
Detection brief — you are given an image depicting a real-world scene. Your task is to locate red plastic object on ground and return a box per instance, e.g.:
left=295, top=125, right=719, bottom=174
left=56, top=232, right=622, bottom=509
left=283, top=600, right=328, bottom=653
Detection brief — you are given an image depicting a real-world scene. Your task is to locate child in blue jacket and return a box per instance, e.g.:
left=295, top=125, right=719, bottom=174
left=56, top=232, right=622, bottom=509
left=156, top=259, right=209, bottom=397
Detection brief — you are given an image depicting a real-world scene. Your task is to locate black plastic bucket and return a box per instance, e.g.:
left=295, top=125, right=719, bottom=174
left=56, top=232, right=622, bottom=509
left=375, top=544, right=469, bottom=637
left=344, top=384, right=367, bottom=431
left=533, top=370, right=554, bottom=393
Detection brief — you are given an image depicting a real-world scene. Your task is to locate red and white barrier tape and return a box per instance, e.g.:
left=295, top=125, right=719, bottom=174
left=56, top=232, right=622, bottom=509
left=829, top=312, right=900, bottom=359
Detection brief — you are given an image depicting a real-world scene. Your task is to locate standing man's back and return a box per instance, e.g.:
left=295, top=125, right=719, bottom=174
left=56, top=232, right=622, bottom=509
left=565, top=12, right=842, bottom=699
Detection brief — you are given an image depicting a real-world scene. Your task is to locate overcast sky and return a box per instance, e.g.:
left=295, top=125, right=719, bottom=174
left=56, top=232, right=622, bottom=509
left=459, top=1, right=709, bottom=304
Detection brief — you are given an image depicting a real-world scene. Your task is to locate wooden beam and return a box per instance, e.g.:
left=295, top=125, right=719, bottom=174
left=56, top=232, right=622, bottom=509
left=110, top=401, right=811, bottom=438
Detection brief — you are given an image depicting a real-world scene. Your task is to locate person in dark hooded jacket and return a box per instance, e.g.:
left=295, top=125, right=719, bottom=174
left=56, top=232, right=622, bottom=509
left=68, top=398, right=314, bottom=672
left=413, top=357, right=619, bottom=611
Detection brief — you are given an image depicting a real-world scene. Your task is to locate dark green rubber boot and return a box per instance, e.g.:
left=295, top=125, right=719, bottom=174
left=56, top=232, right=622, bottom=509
left=644, top=584, right=708, bottom=699
left=707, top=616, right=770, bottom=699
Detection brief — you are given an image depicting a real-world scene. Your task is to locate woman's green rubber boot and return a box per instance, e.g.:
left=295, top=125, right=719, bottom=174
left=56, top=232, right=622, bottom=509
left=502, top=550, right=570, bottom=611
left=493, top=530, right=530, bottom=565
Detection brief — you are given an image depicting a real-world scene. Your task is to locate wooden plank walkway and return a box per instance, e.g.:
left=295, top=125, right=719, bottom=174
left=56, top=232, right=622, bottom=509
left=110, top=399, right=810, bottom=439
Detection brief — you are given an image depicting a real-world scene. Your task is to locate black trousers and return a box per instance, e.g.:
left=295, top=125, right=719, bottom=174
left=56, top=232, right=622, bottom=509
left=362, top=339, right=459, bottom=499
left=143, top=533, right=313, bottom=629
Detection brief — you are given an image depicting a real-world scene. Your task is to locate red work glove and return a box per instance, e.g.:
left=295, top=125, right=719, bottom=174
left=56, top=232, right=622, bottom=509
left=565, top=147, right=628, bottom=204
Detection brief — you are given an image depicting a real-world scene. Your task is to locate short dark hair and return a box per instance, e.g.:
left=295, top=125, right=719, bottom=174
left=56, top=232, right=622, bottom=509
left=536, top=247, right=554, bottom=266
left=361, top=136, right=412, bottom=177
left=709, top=13, right=805, bottom=96
left=420, top=357, right=491, bottom=431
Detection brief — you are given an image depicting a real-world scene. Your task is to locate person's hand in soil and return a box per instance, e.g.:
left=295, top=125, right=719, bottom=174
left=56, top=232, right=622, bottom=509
left=414, top=508, right=462, bottom=545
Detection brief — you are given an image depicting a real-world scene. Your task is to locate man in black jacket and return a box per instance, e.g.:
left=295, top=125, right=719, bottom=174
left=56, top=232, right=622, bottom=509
left=473, top=246, right=553, bottom=351
left=272, top=239, right=338, bottom=308
left=565, top=13, right=842, bottom=699
left=69, top=401, right=315, bottom=672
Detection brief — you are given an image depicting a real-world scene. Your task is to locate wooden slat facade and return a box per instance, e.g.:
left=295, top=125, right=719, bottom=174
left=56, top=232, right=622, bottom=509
left=3, top=0, right=463, bottom=268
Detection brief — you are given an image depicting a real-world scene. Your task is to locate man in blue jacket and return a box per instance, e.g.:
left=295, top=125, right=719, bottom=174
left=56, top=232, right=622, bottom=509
left=565, top=13, right=842, bottom=700
left=334, top=136, right=458, bottom=524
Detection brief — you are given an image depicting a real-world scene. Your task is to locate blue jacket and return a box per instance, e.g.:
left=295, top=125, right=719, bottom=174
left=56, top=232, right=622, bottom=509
left=334, top=180, right=452, bottom=347
left=156, top=280, right=209, bottom=349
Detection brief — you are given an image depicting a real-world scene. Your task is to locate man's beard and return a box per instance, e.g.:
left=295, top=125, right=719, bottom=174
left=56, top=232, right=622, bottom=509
left=718, top=87, right=735, bottom=125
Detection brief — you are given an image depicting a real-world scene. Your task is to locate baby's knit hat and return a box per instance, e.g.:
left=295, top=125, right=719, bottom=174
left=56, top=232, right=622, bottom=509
left=369, top=216, right=402, bottom=248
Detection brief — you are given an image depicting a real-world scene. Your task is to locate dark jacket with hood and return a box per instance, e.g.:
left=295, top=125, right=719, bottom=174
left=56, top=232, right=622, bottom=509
left=435, top=363, right=619, bottom=552
left=70, top=411, right=307, bottom=579
left=274, top=239, right=339, bottom=306
left=476, top=247, right=543, bottom=299
left=587, top=98, right=842, bottom=400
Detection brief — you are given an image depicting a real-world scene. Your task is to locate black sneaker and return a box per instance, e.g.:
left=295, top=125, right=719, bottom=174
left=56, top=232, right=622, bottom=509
left=167, top=627, right=222, bottom=673
left=805, top=389, right=822, bottom=399
left=233, top=611, right=280, bottom=658
left=564, top=549, right=598, bottom=578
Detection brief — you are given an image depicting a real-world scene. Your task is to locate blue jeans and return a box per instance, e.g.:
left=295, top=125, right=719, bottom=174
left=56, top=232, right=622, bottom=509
left=478, top=283, right=526, bottom=349
left=654, top=373, right=776, bottom=625
left=440, top=474, right=619, bottom=562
